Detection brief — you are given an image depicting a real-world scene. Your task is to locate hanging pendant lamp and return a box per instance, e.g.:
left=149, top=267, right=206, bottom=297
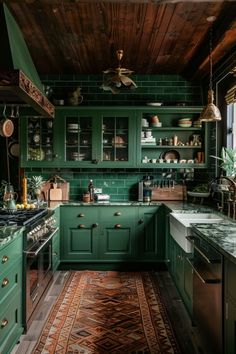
left=200, top=16, right=221, bottom=122
left=101, top=50, right=137, bottom=94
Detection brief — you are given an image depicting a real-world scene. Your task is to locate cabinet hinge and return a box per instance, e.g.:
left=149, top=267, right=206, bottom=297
left=225, top=301, right=228, bottom=320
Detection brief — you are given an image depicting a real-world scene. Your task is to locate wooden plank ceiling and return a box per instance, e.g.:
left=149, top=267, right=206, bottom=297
left=3, top=0, right=236, bottom=80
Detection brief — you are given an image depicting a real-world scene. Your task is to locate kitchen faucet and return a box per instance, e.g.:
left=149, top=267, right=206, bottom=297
left=210, top=176, right=236, bottom=217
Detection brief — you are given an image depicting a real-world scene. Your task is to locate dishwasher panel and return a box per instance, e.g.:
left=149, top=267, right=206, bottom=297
left=187, top=234, right=223, bottom=354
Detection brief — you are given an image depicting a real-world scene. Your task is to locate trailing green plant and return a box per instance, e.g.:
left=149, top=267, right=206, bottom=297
left=211, top=147, right=236, bottom=177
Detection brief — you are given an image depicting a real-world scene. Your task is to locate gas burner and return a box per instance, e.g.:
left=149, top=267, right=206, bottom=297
left=0, top=208, right=48, bottom=226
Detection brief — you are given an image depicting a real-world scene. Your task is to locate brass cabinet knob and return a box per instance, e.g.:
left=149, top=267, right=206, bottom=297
left=1, top=255, right=9, bottom=263
left=1, top=318, right=8, bottom=328
left=2, top=278, right=9, bottom=287
left=52, top=252, right=58, bottom=256
left=78, top=224, right=85, bottom=229
left=114, top=212, right=121, bottom=216
left=138, top=219, right=144, bottom=224
left=92, top=223, right=98, bottom=228
left=78, top=213, right=85, bottom=217
left=115, top=224, right=121, bottom=229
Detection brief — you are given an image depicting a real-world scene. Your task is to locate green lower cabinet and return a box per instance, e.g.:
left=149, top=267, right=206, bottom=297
left=136, top=206, right=164, bottom=261
left=225, top=258, right=236, bottom=354
left=0, top=231, right=23, bottom=354
left=169, top=235, right=193, bottom=317
left=61, top=224, right=99, bottom=261
left=0, top=289, right=22, bottom=354
left=60, top=205, right=165, bottom=264
left=99, top=223, right=134, bottom=261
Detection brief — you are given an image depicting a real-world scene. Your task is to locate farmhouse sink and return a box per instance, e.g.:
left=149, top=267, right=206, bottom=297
left=169, top=212, right=223, bottom=253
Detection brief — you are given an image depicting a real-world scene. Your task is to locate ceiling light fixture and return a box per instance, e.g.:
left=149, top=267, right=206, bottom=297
left=101, top=50, right=137, bottom=94
left=200, top=16, right=221, bottom=122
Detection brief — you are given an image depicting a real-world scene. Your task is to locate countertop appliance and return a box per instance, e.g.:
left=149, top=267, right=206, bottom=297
left=0, top=208, right=58, bottom=330
left=186, top=233, right=223, bottom=354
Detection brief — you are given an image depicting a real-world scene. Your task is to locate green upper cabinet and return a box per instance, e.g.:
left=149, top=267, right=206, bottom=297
left=20, top=107, right=137, bottom=168
left=56, top=107, right=137, bottom=168
left=20, top=106, right=210, bottom=169
left=20, top=116, right=61, bottom=167
left=136, top=106, right=208, bottom=169
left=98, top=109, right=136, bottom=167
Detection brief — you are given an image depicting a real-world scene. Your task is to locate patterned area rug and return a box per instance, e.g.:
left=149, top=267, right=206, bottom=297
left=33, top=271, right=181, bottom=354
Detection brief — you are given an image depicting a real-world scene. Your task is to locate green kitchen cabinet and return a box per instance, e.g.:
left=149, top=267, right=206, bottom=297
left=60, top=206, right=100, bottom=261
left=20, top=116, right=61, bottom=167
left=60, top=205, right=165, bottom=264
left=168, top=235, right=193, bottom=317
left=55, top=107, right=137, bottom=168
left=20, top=106, right=211, bottom=170
left=224, top=258, right=236, bottom=354
left=137, top=106, right=209, bottom=169
left=136, top=205, right=165, bottom=261
left=0, top=229, right=23, bottom=354
left=99, top=206, right=137, bottom=261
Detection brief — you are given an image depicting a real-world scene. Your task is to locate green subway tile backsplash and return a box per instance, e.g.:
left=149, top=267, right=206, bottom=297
left=25, top=169, right=203, bottom=202
left=41, top=74, right=203, bottom=106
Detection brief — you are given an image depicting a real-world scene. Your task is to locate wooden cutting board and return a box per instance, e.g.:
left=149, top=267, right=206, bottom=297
left=49, top=184, right=63, bottom=201
left=41, top=181, right=70, bottom=201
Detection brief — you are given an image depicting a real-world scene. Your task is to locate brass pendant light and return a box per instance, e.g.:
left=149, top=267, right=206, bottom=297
left=200, top=16, right=221, bottom=122
left=101, top=50, right=137, bottom=94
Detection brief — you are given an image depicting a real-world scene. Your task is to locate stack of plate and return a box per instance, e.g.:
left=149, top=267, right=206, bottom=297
left=178, top=118, right=192, bottom=128
left=68, top=123, right=79, bottom=133
left=70, top=152, right=85, bottom=161
left=193, top=119, right=202, bottom=128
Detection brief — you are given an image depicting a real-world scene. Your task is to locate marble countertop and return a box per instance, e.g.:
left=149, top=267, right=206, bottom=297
left=192, top=221, right=236, bottom=264
left=0, top=226, right=24, bottom=250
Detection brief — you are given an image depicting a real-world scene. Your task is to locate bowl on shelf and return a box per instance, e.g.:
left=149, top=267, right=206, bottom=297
left=178, top=118, right=192, bottom=127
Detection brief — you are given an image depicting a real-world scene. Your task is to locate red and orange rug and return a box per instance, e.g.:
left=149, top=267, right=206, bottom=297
left=33, top=271, right=181, bottom=353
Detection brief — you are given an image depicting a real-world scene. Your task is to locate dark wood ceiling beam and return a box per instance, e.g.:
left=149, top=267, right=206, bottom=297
left=182, top=2, right=236, bottom=81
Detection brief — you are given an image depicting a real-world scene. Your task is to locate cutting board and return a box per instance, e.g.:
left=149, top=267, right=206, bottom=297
left=151, top=185, right=187, bottom=201
left=49, top=184, right=63, bottom=201
left=41, top=181, right=70, bottom=201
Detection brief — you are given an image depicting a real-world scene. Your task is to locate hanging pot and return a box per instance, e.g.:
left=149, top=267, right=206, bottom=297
left=0, top=106, right=14, bottom=138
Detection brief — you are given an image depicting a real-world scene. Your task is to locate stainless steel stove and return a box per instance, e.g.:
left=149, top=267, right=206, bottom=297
left=0, top=207, right=58, bottom=330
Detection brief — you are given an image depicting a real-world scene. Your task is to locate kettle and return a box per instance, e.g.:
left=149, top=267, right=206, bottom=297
left=3, top=183, right=18, bottom=210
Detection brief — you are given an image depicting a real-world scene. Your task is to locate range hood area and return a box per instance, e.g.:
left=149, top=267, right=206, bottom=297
left=0, top=3, right=54, bottom=118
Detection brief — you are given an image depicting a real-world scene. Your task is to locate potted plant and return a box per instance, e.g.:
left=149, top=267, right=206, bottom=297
left=211, top=147, right=236, bottom=177
left=28, top=175, right=45, bottom=200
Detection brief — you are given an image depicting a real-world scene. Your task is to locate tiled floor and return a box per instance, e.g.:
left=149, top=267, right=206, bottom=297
left=11, top=270, right=210, bottom=354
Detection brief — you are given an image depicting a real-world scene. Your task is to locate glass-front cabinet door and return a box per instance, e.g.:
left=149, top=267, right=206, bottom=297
left=65, top=116, right=92, bottom=162
left=58, top=108, right=99, bottom=167
left=98, top=110, right=136, bottom=167
left=20, top=117, right=61, bottom=167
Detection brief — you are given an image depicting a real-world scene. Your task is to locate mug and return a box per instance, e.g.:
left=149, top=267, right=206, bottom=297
left=145, top=130, right=152, bottom=138
left=180, top=159, right=186, bottom=163
left=151, top=159, right=157, bottom=163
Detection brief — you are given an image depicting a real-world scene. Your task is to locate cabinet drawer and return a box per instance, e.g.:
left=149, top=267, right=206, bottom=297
left=100, top=207, right=137, bottom=222
left=0, top=236, right=22, bottom=275
left=0, top=259, right=22, bottom=306
left=60, top=206, right=99, bottom=224
left=0, top=289, right=22, bottom=351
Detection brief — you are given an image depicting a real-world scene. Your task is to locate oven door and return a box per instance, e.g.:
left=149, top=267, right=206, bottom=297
left=24, top=228, right=58, bottom=326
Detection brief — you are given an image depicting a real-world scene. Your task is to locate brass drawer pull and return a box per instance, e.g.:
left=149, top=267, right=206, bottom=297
left=78, top=224, right=85, bottom=229
left=115, top=224, right=121, bottom=229
left=1, top=318, right=8, bottom=328
left=2, top=255, right=9, bottom=263
left=78, top=213, right=85, bottom=217
left=2, top=278, right=9, bottom=287
left=92, top=223, right=98, bottom=228
left=114, top=212, right=121, bottom=216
